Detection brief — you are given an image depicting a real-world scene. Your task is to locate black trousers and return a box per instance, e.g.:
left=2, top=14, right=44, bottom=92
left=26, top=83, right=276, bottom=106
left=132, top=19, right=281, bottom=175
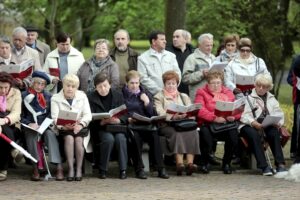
left=129, top=129, right=164, bottom=171
left=0, top=125, right=16, bottom=170
left=199, top=125, right=238, bottom=166
left=240, top=125, right=285, bottom=169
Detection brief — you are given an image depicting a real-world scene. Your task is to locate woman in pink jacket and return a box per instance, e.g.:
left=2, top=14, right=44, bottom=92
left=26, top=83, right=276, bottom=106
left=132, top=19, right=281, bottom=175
left=195, top=70, right=240, bottom=174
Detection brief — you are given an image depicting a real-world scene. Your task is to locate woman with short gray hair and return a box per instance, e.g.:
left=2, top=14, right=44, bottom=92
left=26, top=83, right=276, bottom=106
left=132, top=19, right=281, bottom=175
left=77, top=39, right=120, bottom=93
left=239, top=73, right=287, bottom=176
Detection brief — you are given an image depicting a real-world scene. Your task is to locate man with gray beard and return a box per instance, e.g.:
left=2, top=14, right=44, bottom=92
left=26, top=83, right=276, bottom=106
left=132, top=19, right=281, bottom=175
left=110, top=29, right=139, bottom=88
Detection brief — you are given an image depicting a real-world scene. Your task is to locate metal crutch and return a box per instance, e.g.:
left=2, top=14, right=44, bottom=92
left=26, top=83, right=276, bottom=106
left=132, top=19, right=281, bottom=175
left=42, top=146, right=55, bottom=181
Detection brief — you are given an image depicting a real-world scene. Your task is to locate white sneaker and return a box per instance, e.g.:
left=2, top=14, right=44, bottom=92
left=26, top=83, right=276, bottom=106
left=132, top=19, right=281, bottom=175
left=0, top=170, right=7, bottom=181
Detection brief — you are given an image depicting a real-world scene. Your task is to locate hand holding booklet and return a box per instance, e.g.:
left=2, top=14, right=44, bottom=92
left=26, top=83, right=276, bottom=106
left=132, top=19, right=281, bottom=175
left=235, top=74, right=255, bottom=92
left=132, top=113, right=166, bottom=123
left=0, top=59, right=34, bottom=79
left=22, top=118, right=53, bottom=135
left=214, top=97, right=245, bottom=117
left=92, top=104, right=127, bottom=120
left=261, top=115, right=282, bottom=128
left=166, top=103, right=201, bottom=117
left=56, top=110, right=79, bottom=126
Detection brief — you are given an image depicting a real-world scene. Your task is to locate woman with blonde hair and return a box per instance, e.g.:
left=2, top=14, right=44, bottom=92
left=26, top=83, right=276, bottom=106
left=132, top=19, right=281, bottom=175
left=51, top=74, right=92, bottom=181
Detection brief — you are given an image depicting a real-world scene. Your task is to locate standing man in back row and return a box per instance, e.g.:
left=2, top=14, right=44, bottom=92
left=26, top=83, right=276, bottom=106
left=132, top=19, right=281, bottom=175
left=43, top=32, right=85, bottom=93
left=110, top=29, right=139, bottom=88
left=182, top=33, right=215, bottom=102
left=25, top=26, right=51, bottom=66
left=138, top=30, right=180, bottom=95
left=166, top=29, right=194, bottom=94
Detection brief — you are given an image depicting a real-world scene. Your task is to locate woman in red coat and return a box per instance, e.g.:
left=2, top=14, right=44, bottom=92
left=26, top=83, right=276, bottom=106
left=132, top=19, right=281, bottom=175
left=195, top=70, right=240, bottom=174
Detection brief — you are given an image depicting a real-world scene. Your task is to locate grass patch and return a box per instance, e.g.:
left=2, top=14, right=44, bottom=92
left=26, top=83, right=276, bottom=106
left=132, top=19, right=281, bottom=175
left=278, top=84, right=293, bottom=105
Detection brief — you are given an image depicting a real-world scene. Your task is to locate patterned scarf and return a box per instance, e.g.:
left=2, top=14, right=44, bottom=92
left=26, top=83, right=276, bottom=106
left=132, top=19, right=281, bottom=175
left=0, top=95, right=7, bottom=112
left=28, top=87, right=46, bottom=109
left=163, top=89, right=178, bottom=101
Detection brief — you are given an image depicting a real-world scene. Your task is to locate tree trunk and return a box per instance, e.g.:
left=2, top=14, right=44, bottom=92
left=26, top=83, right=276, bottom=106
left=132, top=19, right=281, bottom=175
left=165, top=0, right=186, bottom=44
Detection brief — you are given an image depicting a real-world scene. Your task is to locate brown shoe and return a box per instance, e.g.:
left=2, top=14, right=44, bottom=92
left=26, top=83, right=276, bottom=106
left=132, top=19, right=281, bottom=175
left=31, top=168, right=40, bottom=181
left=56, top=168, right=64, bottom=181
left=186, top=163, right=197, bottom=176
left=176, top=163, right=185, bottom=176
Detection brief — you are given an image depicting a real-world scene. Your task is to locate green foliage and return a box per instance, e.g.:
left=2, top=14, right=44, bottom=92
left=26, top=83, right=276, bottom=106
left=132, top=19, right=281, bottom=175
left=281, top=104, right=294, bottom=133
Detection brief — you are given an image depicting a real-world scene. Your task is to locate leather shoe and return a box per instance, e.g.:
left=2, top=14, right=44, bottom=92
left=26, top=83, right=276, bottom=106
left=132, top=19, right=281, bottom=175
left=186, top=163, right=197, bottom=176
left=198, top=164, right=209, bottom=174
left=158, top=168, right=169, bottom=179
left=98, top=170, right=107, bottom=179
left=67, top=176, right=74, bottom=181
left=136, top=169, right=147, bottom=179
left=31, top=168, right=40, bottom=181
left=56, top=168, right=64, bottom=181
left=176, top=163, right=185, bottom=176
left=119, top=170, right=127, bottom=179
left=75, top=177, right=82, bottom=181
left=223, top=164, right=232, bottom=174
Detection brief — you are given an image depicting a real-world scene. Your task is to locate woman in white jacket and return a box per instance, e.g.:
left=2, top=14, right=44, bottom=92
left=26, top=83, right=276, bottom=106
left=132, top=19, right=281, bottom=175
left=224, top=38, right=269, bottom=95
left=51, top=74, right=92, bottom=181
left=239, top=73, right=286, bottom=176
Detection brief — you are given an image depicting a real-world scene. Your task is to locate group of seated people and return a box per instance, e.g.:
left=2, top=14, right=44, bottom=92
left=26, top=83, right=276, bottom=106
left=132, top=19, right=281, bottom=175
left=0, top=67, right=287, bottom=182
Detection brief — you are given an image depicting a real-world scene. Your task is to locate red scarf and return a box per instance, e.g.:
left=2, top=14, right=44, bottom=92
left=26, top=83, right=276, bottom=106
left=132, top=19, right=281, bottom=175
left=28, top=87, right=46, bottom=109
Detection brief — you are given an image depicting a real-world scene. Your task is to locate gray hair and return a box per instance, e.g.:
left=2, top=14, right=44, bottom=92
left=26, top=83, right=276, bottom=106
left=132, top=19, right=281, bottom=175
left=12, top=27, right=27, bottom=37
left=0, top=35, right=11, bottom=46
left=255, top=73, right=273, bottom=90
left=198, top=33, right=213, bottom=44
left=94, top=38, right=110, bottom=51
left=114, top=29, right=130, bottom=40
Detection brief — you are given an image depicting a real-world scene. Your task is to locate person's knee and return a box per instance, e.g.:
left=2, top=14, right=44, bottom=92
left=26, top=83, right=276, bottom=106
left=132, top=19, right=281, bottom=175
left=115, top=134, right=126, bottom=144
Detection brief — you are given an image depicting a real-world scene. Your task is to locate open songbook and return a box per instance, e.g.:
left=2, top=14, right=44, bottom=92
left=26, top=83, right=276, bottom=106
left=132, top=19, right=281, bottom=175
left=214, top=97, right=245, bottom=117
left=209, top=61, right=227, bottom=71
left=235, top=74, right=255, bottom=92
left=166, top=103, right=201, bottom=117
left=56, top=110, right=79, bottom=126
left=22, top=118, right=53, bottom=135
left=92, top=104, right=127, bottom=120
left=261, top=115, right=282, bottom=128
left=0, top=59, right=34, bottom=79
left=132, top=113, right=166, bottom=123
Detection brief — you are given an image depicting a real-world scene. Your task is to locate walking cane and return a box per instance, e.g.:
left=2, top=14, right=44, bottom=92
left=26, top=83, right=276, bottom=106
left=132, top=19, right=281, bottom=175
left=0, top=132, right=37, bottom=163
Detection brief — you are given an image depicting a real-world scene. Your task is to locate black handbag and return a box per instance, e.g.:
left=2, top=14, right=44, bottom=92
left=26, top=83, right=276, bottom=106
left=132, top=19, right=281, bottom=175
left=128, top=123, right=157, bottom=132
left=105, top=124, right=127, bottom=134
left=170, top=119, right=198, bottom=132
left=209, top=121, right=239, bottom=134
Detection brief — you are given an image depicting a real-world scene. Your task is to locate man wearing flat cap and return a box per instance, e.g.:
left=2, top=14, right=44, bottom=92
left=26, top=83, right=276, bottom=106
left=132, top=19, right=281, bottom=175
left=21, top=71, right=64, bottom=181
left=25, top=26, right=51, bottom=66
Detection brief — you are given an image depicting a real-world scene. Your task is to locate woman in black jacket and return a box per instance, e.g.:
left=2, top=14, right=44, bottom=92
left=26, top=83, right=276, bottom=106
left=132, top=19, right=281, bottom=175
left=122, top=70, right=169, bottom=179
left=88, top=73, right=128, bottom=179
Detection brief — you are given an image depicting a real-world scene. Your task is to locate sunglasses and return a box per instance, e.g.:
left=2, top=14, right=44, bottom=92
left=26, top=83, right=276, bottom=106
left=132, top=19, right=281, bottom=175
left=240, top=49, right=251, bottom=53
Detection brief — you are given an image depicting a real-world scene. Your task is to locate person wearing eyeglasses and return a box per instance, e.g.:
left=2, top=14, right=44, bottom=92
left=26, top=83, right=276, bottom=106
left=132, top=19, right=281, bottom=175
left=78, top=39, right=120, bottom=93
left=215, top=34, right=240, bottom=63
left=195, top=70, right=240, bottom=174
left=224, top=37, right=270, bottom=96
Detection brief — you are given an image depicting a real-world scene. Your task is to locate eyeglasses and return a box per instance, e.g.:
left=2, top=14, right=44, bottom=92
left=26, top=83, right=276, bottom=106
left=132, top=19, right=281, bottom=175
left=240, top=49, right=251, bottom=53
left=209, top=81, right=222, bottom=86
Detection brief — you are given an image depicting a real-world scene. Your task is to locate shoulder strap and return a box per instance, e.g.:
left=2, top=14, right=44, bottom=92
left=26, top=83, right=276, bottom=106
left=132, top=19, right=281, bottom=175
left=179, top=93, right=186, bottom=106
left=256, top=57, right=260, bottom=72
left=246, top=95, right=257, bottom=118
